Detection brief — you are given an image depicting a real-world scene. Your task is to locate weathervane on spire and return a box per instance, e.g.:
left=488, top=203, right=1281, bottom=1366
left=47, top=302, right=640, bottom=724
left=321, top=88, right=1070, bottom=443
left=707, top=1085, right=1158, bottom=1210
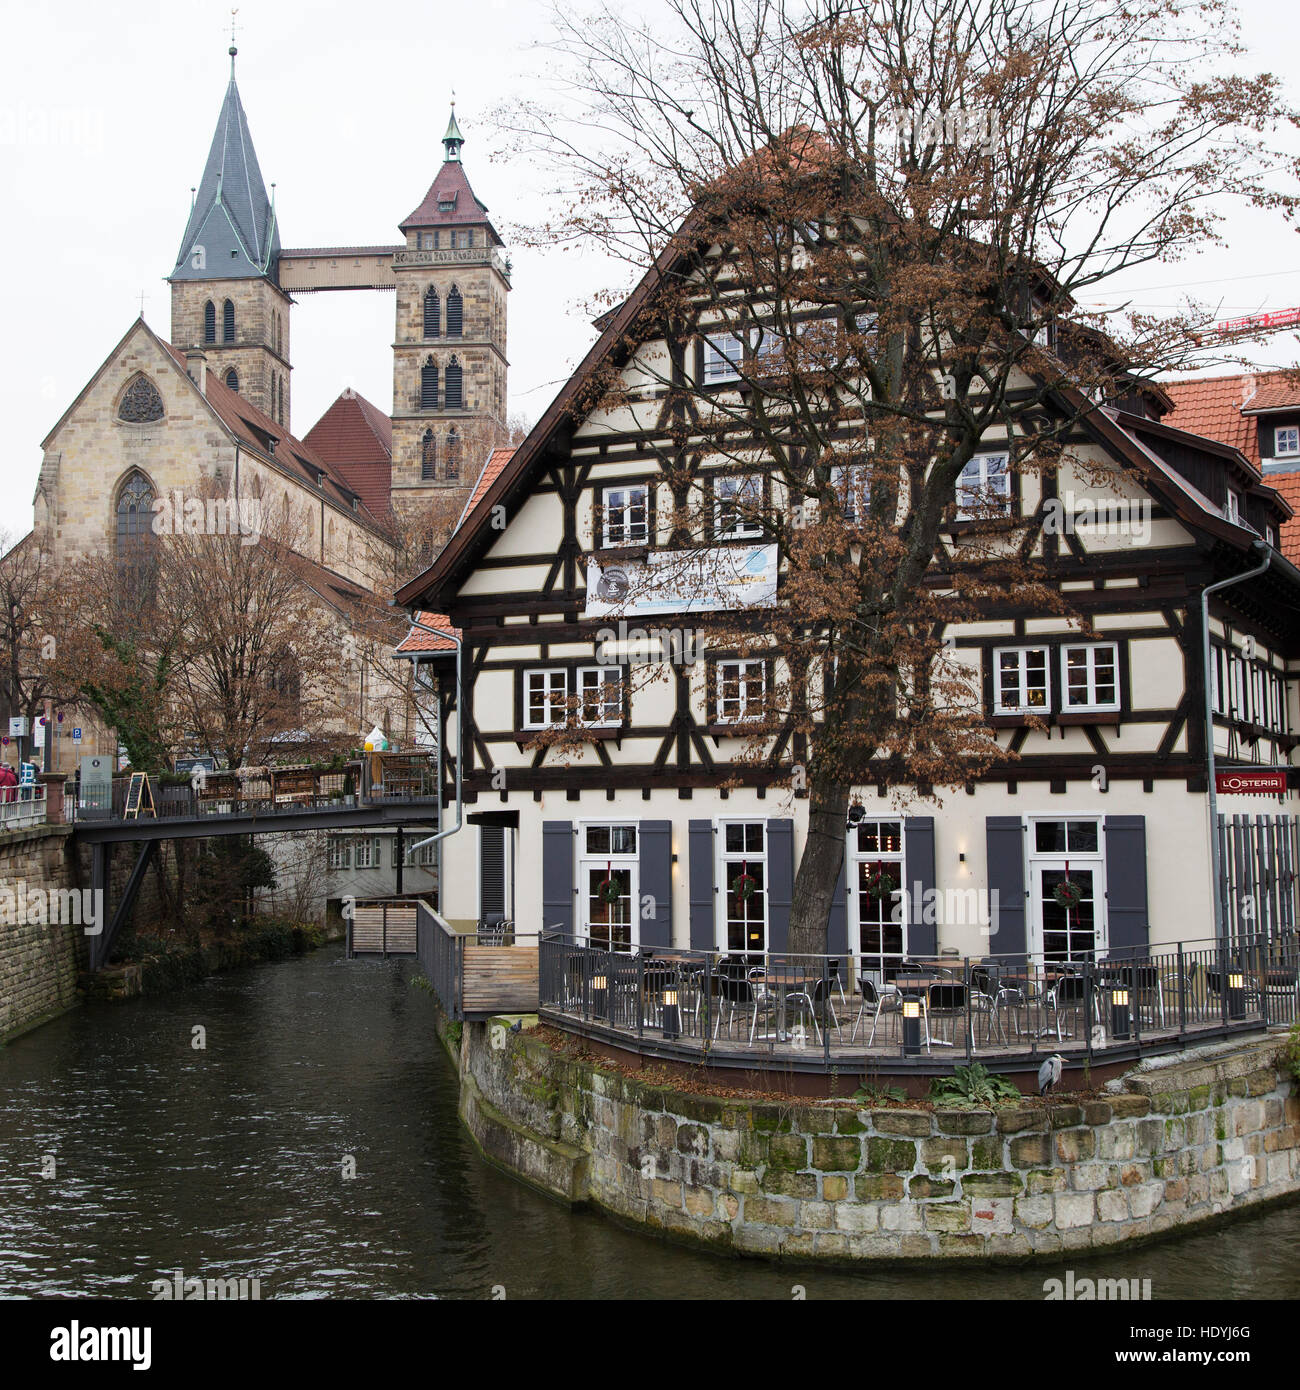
left=229, top=8, right=240, bottom=73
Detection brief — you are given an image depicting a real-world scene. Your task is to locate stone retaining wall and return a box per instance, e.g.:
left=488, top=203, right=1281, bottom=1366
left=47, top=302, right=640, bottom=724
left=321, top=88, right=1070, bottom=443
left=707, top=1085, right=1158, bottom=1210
left=0, top=826, right=82, bottom=1041
left=458, top=1021, right=1300, bottom=1261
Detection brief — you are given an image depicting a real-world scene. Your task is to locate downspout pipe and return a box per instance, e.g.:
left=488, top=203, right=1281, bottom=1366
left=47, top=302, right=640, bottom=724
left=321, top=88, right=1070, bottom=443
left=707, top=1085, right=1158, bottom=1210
left=1203, top=539, right=1272, bottom=942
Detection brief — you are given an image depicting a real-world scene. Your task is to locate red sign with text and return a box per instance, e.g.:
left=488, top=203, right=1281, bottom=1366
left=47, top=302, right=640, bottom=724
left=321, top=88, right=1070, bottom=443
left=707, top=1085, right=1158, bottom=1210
left=1216, top=770, right=1288, bottom=795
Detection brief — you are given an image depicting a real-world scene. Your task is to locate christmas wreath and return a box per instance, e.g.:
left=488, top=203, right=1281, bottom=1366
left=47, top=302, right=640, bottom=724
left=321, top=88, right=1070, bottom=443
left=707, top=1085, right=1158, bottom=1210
left=730, top=871, right=758, bottom=903
left=596, top=876, right=624, bottom=906
left=1053, top=878, right=1085, bottom=912
left=863, top=863, right=897, bottom=901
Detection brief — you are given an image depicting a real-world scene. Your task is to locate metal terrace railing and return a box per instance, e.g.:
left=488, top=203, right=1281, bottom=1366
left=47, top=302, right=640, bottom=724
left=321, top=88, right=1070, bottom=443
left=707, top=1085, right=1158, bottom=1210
left=0, top=785, right=47, bottom=831
left=417, top=903, right=540, bottom=1020
left=538, top=932, right=1299, bottom=1070
left=67, top=754, right=439, bottom=826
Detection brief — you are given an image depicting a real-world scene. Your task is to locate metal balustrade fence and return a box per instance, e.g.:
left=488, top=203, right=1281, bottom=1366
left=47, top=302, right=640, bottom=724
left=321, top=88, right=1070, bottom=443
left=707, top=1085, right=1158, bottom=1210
left=1218, top=814, right=1300, bottom=942
left=538, top=932, right=1298, bottom=1068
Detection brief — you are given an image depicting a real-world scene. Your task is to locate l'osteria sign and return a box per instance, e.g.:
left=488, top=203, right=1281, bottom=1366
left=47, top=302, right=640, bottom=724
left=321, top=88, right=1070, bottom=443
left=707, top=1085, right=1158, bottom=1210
left=1215, top=770, right=1288, bottom=794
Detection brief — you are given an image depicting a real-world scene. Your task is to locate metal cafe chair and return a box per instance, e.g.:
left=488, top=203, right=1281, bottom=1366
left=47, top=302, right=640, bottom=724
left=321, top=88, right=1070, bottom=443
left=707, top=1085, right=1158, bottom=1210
left=850, top=976, right=901, bottom=1044
left=712, top=958, right=755, bottom=1040
left=924, top=981, right=968, bottom=1050
left=1044, top=968, right=1093, bottom=1041
left=476, top=919, right=514, bottom=946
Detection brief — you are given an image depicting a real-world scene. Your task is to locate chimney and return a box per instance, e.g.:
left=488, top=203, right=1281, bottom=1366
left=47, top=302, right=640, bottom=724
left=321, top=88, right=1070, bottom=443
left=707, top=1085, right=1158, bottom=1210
left=185, top=346, right=208, bottom=394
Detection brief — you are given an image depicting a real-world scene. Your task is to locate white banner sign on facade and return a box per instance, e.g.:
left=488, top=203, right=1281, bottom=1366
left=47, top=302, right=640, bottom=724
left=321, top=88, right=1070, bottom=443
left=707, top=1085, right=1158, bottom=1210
left=582, top=544, right=778, bottom=618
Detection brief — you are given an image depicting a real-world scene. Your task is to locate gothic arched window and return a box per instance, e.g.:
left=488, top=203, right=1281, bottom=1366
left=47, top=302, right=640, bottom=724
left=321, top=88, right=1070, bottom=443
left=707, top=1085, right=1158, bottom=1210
left=203, top=300, right=216, bottom=344
left=117, top=373, right=165, bottom=423
left=115, top=470, right=156, bottom=586
left=444, top=356, right=463, bottom=410
left=225, top=368, right=240, bottom=393
left=223, top=299, right=235, bottom=343
left=423, top=288, right=440, bottom=339
left=446, top=285, right=463, bottom=337
left=278, top=375, right=285, bottom=424
left=445, top=427, right=461, bottom=482
left=421, top=358, right=439, bottom=410
left=268, top=649, right=301, bottom=713
left=421, top=430, right=436, bottom=481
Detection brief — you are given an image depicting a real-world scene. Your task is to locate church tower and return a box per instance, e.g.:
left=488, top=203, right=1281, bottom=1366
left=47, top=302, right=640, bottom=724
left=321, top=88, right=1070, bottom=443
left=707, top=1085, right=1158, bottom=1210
left=390, top=106, right=510, bottom=514
left=168, top=46, right=292, bottom=429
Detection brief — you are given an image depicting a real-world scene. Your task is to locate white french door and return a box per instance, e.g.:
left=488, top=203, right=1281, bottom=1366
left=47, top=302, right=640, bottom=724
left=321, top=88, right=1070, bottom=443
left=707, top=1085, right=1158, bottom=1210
left=1027, top=817, right=1107, bottom=962
left=577, top=822, right=639, bottom=952
left=847, top=819, right=906, bottom=980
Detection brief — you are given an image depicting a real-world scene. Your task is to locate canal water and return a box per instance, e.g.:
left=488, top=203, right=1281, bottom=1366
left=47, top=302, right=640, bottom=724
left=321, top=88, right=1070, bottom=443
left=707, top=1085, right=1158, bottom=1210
left=0, top=944, right=1295, bottom=1300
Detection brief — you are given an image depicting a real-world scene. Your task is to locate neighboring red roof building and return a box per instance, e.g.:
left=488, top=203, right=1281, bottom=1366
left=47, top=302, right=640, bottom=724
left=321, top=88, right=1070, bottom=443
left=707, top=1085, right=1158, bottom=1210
left=455, top=447, right=516, bottom=533
left=1164, top=370, right=1300, bottom=562
left=303, top=387, right=394, bottom=518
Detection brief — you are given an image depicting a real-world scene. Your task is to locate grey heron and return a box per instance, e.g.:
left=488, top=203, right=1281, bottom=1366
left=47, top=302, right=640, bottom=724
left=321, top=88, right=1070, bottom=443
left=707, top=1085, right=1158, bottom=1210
left=1038, top=1054, right=1065, bottom=1096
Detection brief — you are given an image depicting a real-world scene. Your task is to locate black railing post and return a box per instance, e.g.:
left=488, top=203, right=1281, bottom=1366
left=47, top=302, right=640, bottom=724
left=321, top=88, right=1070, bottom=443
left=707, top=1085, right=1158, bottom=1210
left=1084, top=959, right=1094, bottom=1070
left=964, top=956, right=973, bottom=1061
left=1177, top=944, right=1187, bottom=1034
left=1129, top=959, right=1140, bottom=1046
left=637, top=953, right=645, bottom=1040
left=823, top=955, right=831, bottom=1066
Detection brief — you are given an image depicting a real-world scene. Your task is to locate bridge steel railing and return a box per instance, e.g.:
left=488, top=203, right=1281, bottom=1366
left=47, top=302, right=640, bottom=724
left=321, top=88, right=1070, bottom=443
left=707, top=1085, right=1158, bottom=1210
left=417, top=899, right=464, bottom=1020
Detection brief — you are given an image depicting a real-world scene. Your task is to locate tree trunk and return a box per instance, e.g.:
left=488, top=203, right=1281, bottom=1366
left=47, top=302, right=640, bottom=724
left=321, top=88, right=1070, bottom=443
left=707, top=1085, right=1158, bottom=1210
left=786, top=779, right=850, bottom=956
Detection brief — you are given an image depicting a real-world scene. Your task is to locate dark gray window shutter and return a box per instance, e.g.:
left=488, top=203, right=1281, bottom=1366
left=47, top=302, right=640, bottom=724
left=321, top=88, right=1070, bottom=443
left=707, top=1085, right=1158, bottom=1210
left=480, top=825, right=505, bottom=923
left=541, top=821, right=573, bottom=934
left=1104, top=815, right=1149, bottom=955
left=827, top=849, right=848, bottom=957
left=638, top=820, right=672, bottom=948
left=688, top=820, right=714, bottom=950
left=904, top=816, right=937, bottom=958
left=985, top=816, right=1026, bottom=961
left=767, top=818, right=794, bottom=953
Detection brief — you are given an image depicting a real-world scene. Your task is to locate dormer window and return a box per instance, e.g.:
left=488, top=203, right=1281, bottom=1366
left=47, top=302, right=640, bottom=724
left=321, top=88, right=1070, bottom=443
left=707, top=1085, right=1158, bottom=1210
left=1274, top=426, right=1300, bottom=458
left=1226, top=490, right=1241, bottom=525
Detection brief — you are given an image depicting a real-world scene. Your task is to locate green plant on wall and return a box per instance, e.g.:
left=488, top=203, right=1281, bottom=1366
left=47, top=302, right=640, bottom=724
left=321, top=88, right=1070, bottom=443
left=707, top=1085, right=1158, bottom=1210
left=1283, top=1020, right=1300, bottom=1085
left=928, top=1063, right=1020, bottom=1106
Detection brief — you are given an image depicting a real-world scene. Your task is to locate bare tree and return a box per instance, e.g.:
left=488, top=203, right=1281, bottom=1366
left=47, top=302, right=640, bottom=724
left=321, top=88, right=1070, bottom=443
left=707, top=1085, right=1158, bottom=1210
left=497, top=0, right=1300, bottom=951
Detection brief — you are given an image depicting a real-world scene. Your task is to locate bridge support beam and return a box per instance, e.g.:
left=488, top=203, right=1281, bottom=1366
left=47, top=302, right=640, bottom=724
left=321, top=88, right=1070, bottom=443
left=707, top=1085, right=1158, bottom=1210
left=90, top=840, right=158, bottom=971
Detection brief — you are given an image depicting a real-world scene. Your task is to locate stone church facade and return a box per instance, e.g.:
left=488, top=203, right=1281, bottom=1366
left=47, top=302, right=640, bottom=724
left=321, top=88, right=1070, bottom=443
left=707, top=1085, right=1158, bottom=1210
left=23, top=48, right=507, bottom=771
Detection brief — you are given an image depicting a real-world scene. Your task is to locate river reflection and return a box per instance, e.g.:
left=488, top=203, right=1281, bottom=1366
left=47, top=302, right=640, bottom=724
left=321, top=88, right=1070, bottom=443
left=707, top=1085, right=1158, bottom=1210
left=0, top=945, right=1294, bottom=1300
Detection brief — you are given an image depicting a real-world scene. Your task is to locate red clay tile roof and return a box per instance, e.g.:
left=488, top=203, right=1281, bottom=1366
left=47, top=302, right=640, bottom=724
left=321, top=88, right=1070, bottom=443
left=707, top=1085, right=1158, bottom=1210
left=160, top=340, right=387, bottom=532
left=1160, top=372, right=1300, bottom=463
left=1268, top=472, right=1300, bottom=564
left=1241, top=378, right=1300, bottom=414
left=400, top=159, right=498, bottom=237
left=303, top=388, right=394, bottom=518
left=453, top=446, right=516, bottom=533
left=396, top=610, right=459, bottom=654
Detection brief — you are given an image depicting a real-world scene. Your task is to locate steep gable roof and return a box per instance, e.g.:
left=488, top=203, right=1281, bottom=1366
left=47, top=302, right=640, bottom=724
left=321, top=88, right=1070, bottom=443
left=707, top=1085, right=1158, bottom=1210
left=170, top=64, right=280, bottom=282
left=303, top=388, right=394, bottom=518
left=396, top=610, right=459, bottom=656
left=400, top=159, right=499, bottom=240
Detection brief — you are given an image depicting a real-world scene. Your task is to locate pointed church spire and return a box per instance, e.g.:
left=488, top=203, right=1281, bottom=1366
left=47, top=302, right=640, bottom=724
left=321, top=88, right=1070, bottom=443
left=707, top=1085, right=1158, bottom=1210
left=169, top=47, right=281, bottom=283
left=443, top=101, right=464, bottom=162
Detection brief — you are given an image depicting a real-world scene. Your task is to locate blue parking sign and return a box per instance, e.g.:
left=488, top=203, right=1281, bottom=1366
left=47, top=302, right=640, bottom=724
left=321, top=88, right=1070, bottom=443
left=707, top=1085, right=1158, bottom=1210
left=72, top=728, right=83, bottom=743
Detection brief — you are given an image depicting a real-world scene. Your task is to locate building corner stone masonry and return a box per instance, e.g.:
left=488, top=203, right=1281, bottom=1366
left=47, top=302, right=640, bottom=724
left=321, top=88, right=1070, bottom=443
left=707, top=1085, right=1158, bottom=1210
left=452, top=1020, right=1300, bottom=1260
left=0, top=825, right=82, bottom=1041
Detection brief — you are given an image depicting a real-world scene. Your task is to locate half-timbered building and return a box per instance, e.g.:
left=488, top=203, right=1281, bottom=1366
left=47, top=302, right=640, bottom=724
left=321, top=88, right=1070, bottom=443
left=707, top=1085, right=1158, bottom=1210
left=397, top=243, right=1300, bottom=970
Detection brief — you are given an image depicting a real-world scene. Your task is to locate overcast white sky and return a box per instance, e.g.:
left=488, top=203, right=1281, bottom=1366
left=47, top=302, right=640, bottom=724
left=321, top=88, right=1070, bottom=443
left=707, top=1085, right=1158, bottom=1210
left=4, top=0, right=1300, bottom=514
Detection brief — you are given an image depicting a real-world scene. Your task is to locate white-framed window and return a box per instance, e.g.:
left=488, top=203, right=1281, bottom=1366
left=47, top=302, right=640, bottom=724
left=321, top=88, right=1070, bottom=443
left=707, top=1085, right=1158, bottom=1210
left=524, top=669, right=569, bottom=729
left=830, top=463, right=872, bottom=523
left=702, top=333, right=744, bottom=384
left=1060, top=643, right=1120, bottom=712
left=578, top=666, right=623, bottom=726
left=714, top=473, right=764, bottom=538
left=853, top=311, right=879, bottom=348
left=327, top=838, right=352, bottom=871
left=1267, top=525, right=1278, bottom=549
left=718, top=820, right=767, bottom=954
left=600, top=484, right=649, bottom=547
left=524, top=667, right=623, bottom=728
left=1226, top=490, right=1241, bottom=525
left=993, top=646, right=1051, bottom=714
left=715, top=659, right=767, bottom=724
left=397, top=837, right=437, bottom=867
left=1274, top=426, right=1300, bottom=458
left=754, top=327, right=785, bottom=371
left=1211, top=645, right=1288, bottom=733
left=578, top=822, right=638, bottom=952
left=955, top=452, right=1011, bottom=519
left=353, top=836, right=382, bottom=870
